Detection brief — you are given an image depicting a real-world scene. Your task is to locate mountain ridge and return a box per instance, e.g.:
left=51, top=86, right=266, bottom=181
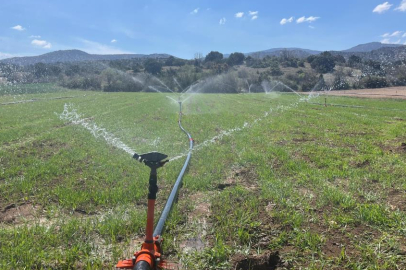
left=0, top=49, right=171, bottom=66
left=1, top=42, right=405, bottom=65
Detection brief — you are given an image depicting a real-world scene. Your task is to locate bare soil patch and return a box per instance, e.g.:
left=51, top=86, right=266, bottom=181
left=380, top=139, right=406, bottom=154
left=0, top=203, right=40, bottom=224
left=232, top=251, right=283, bottom=270
left=223, top=165, right=259, bottom=191
left=387, top=189, right=406, bottom=211
left=324, top=87, right=406, bottom=99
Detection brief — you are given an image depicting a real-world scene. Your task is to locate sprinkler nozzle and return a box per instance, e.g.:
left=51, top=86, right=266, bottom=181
left=133, top=152, right=168, bottom=168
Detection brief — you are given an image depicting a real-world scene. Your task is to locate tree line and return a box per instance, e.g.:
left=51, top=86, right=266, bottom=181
left=1, top=49, right=405, bottom=93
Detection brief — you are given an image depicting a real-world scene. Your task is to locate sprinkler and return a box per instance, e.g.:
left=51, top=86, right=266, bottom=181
left=117, top=98, right=194, bottom=270
left=117, top=151, right=169, bottom=270
left=178, top=100, right=182, bottom=114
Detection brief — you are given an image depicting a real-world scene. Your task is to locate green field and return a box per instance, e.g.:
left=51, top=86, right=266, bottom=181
left=1, top=86, right=406, bottom=269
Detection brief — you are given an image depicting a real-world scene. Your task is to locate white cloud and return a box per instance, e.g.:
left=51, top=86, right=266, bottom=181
left=111, top=39, right=117, bottom=43
left=191, top=8, right=199, bottom=14
left=309, top=25, right=315, bottom=29
left=251, top=15, right=258, bottom=20
left=235, top=12, right=244, bottom=18
left=381, top=31, right=403, bottom=37
left=296, top=16, right=320, bottom=23
left=0, top=52, right=14, bottom=60
left=280, top=17, right=294, bottom=25
left=11, top=25, right=25, bottom=31
left=305, top=16, right=320, bottom=22
left=391, top=31, right=402, bottom=36
left=296, top=16, right=306, bottom=23
left=395, top=0, right=406, bottom=11
left=403, top=33, right=406, bottom=37
left=31, top=39, right=52, bottom=49
left=219, top=18, right=226, bottom=25
left=78, top=38, right=133, bottom=54
left=394, top=39, right=401, bottom=44
left=381, top=38, right=391, bottom=44
left=373, top=2, right=392, bottom=13
left=29, top=35, right=41, bottom=39
left=249, top=11, right=258, bottom=16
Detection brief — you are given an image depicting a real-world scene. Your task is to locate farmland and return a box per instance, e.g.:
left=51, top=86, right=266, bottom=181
left=1, top=85, right=406, bottom=269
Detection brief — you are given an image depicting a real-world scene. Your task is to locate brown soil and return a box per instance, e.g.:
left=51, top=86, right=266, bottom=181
left=223, top=165, right=260, bottom=191
left=387, top=189, right=406, bottom=211
left=232, top=251, right=283, bottom=270
left=324, top=87, right=406, bottom=99
left=0, top=203, right=40, bottom=224
left=187, top=192, right=211, bottom=219
left=380, top=139, right=406, bottom=154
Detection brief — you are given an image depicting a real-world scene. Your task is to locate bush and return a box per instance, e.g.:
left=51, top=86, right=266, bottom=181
left=393, top=75, right=406, bottom=86
left=332, top=77, right=350, bottom=90
left=270, top=66, right=284, bottom=76
left=101, top=69, right=143, bottom=92
left=196, top=72, right=238, bottom=93
left=362, top=76, right=388, bottom=89
left=60, top=74, right=101, bottom=90
left=281, top=59, right=298, bottom=68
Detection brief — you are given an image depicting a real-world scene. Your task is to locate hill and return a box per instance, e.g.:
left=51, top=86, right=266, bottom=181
left=240, top=42, right=404, bottom=59
left=0, top=50, right=171, bottom=66
left=343, top=42, right=403, bottom=53
left=332, top=45, right=406, bottom=61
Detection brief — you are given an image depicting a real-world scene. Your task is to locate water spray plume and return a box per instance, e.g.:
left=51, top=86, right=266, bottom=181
left=173, top=77, right=182, bottom=90
left=154, top=76, right=174, bottom=93
left=58, top=104, right=135, bottom=156
left=165, top=95, right=179, bottom=104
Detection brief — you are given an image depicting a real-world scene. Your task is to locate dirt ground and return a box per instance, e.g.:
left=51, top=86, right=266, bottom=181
left=324, top=87, right=406, bottom=99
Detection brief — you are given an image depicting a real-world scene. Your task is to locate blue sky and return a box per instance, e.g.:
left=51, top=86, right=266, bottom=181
left=1, top=0, right=406, bottom=59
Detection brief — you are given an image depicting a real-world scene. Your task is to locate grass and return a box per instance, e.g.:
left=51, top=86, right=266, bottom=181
left=0, top=83, right=75, bottom=97
left=0, top=84, right=406, bottom=269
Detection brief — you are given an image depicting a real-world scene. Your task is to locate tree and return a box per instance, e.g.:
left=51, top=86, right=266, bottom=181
left=65, top=64, right=81, bottom=76
left=144, top=59, right=163, bottom=75
left=307, top=55, right=317, bottom=64
left=49, top=65, right=62, bottom=76
left=205, top=51, right=223, bottom=63
left=33, top=63, right=47, bottom=78
left=334, top=55, right=346, bottom=64
left=227, top=52, right=245, bottom=66
left=165, top=56, right=175, bottom=66
left=165, top=56, right=185, bottom=67
left=348, top=55, right=362, bottom=67
left=310, top=52, right=336, bottom=73
left=194, top=52, right=203, bottom=60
